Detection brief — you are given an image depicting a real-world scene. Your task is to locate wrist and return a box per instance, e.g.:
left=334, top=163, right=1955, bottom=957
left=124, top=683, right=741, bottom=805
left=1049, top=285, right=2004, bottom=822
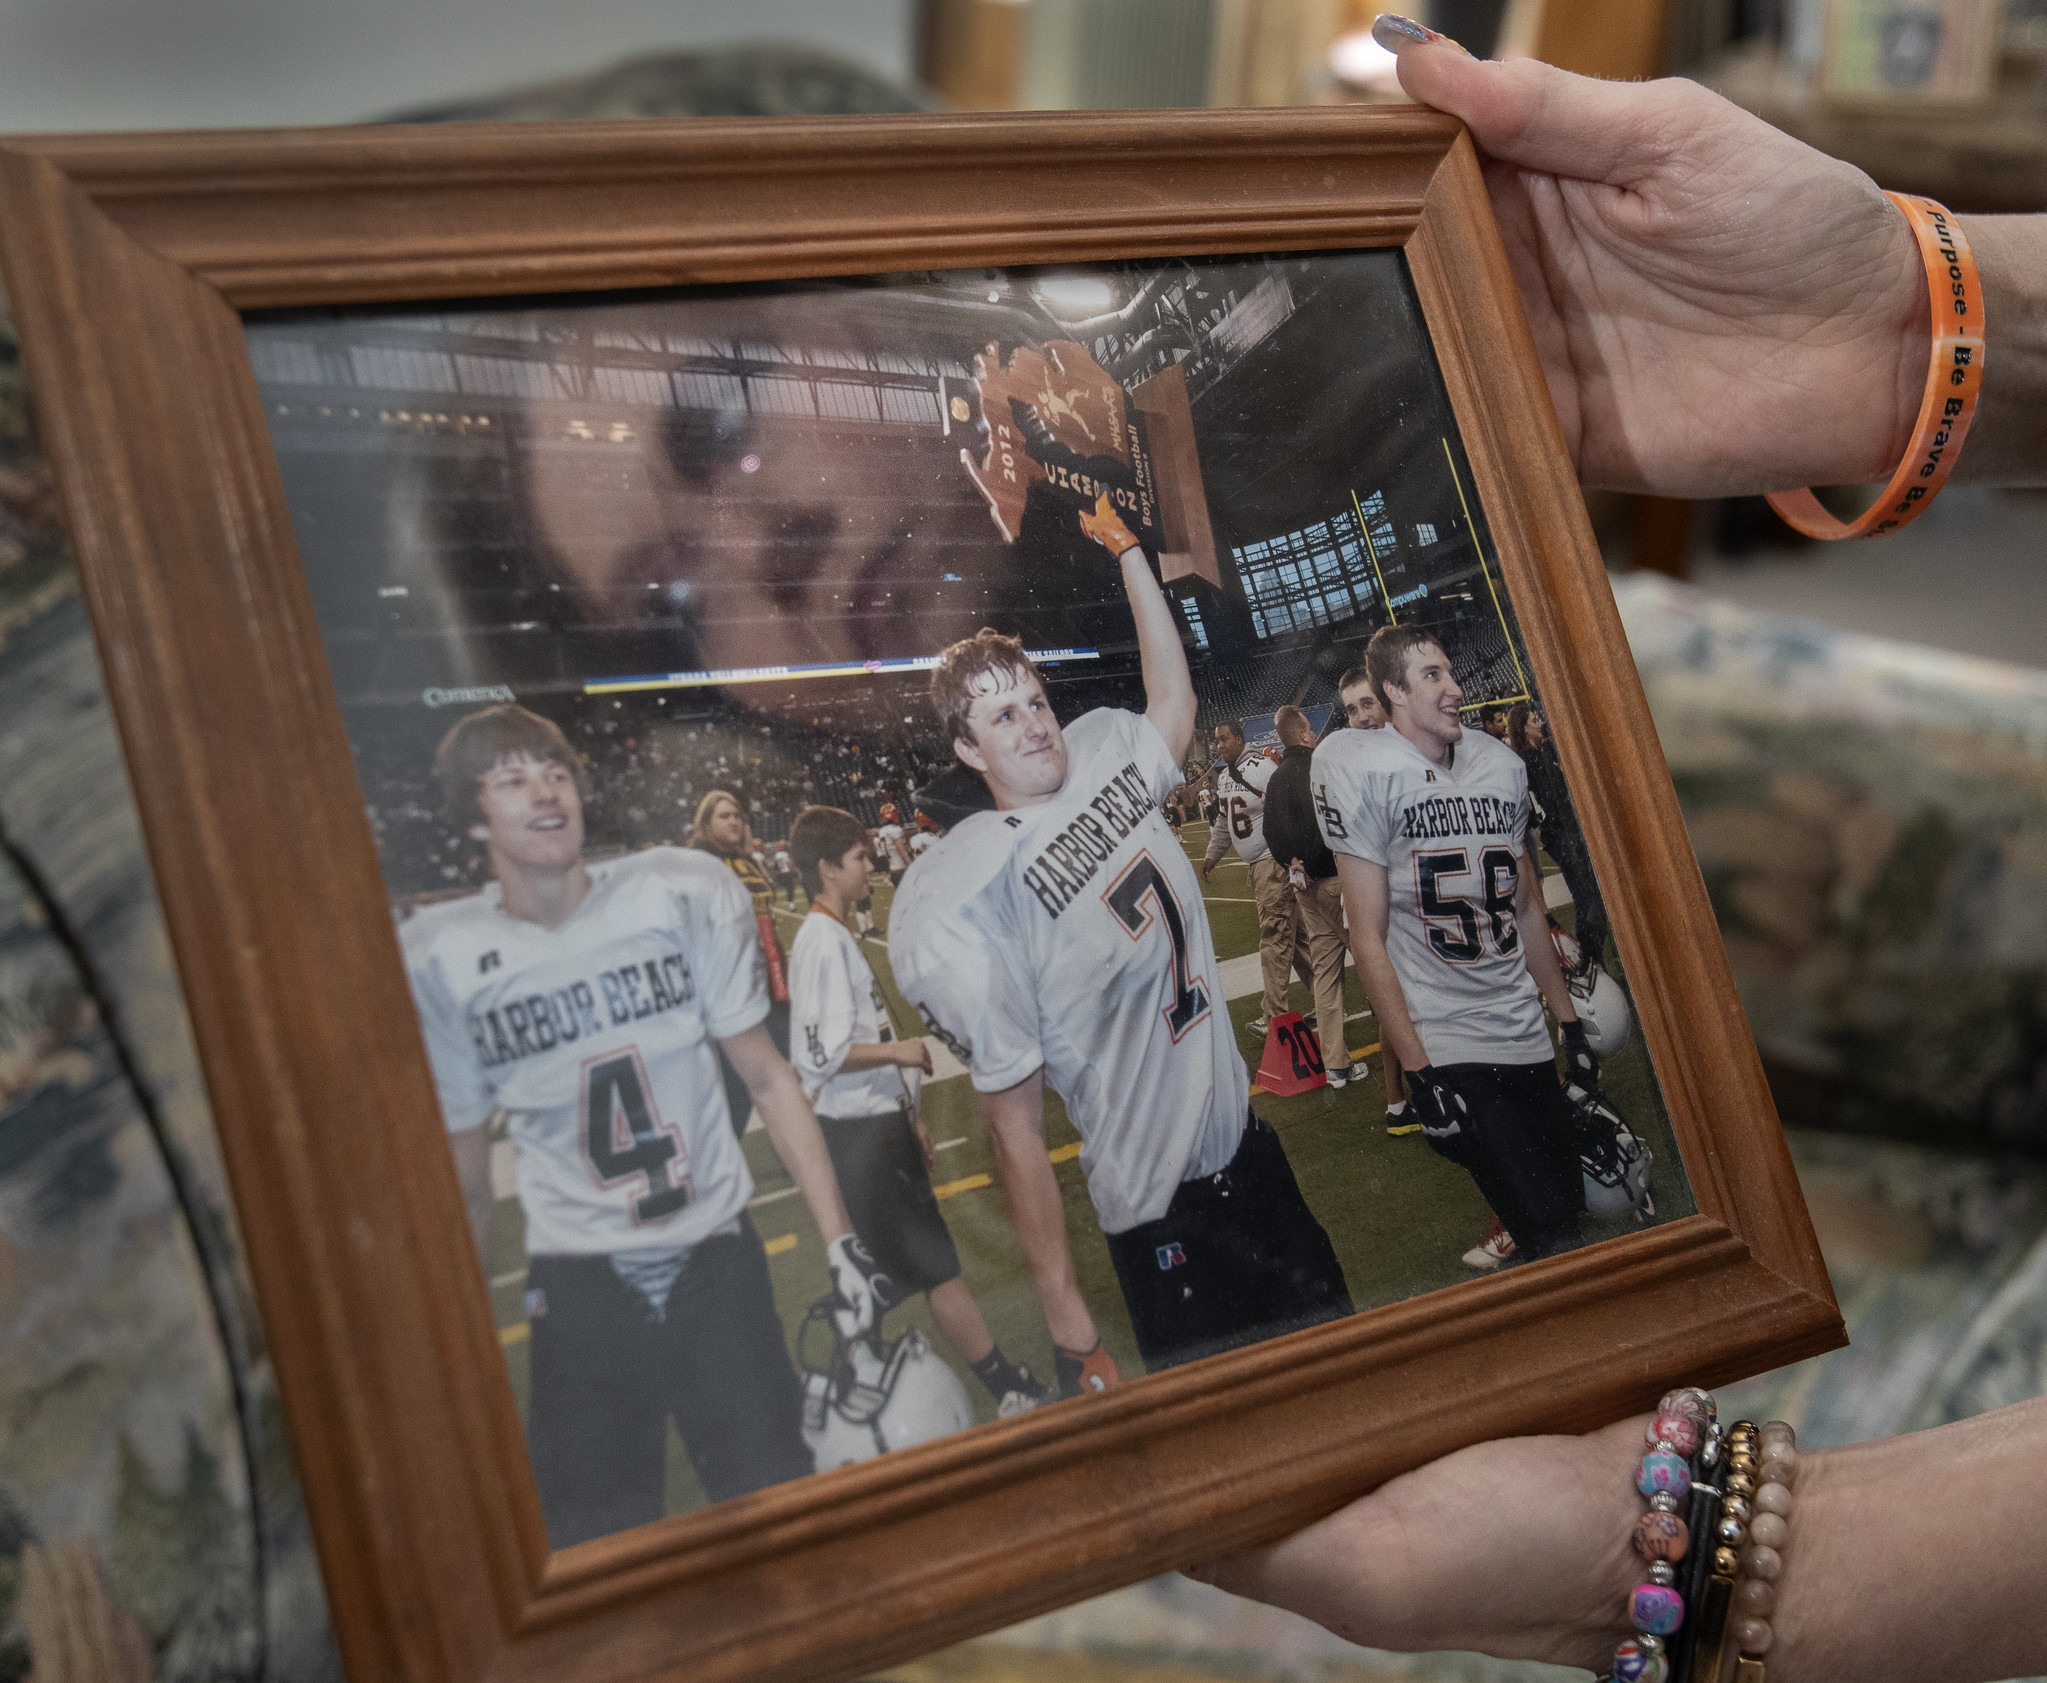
left=1874, top=197, right=1933, bottom=483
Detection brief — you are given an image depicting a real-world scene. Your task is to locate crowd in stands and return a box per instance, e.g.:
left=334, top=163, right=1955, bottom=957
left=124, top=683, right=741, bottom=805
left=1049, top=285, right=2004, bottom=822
left=358, top=662, right=1150, bottom=901
left=355, top=612, right=1542, bottom=906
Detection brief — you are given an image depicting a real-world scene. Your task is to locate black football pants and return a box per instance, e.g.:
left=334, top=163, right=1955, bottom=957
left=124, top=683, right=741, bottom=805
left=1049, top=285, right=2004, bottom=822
left=1425, top=1060, right=1586, bottom=1260
left=1104, top=1114, right=1353, bottom=1372
left=524, top=1215, right=811, bottom=1548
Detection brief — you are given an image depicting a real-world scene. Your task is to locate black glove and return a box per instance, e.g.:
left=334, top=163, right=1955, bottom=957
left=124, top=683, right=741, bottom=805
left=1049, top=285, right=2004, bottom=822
left=1406, top=1066, right=1471, bottom=1151
left=825, top=1234, right=893, bottom=1339
left=1561, top=1020, right=1600, bottom=1094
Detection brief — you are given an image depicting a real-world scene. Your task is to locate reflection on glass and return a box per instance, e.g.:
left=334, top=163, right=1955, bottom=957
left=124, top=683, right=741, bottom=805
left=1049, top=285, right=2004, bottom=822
left=246, top=251, right=1694, bottom=1547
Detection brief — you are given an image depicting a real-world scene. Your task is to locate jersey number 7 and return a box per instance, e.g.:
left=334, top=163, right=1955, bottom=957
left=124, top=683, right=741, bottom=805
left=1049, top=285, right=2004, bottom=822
left=581, top=1048, right=693, bottom=1223
left=1104, top=851, right=1212, bottom=1041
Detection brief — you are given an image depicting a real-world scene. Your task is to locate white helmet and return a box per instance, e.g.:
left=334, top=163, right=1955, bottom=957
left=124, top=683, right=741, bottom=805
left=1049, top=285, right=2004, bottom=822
left=1548, top=923, right=1583, bottom=975
left=1572, top=1088, right=1655, bottom=1222
left=799, top=1302, right=975, bottom=1471
left=1570, top=965, right=1632, bottom=1059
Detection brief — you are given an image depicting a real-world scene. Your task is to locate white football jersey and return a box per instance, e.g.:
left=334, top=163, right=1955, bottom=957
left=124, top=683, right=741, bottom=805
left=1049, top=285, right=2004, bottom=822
left=1311, top=724, right=1551, bottom=1066
left=890, top=709, right=1246, bottom=1234
left=908, top=830, right=934, bottom=859
left=789, top=909, right=919, bottom=1121
left=878, top=824, right=911, bottom=870
left=401, top=847, right=768, bottom=1256
left=1211, top=754, right=1275, bottom=865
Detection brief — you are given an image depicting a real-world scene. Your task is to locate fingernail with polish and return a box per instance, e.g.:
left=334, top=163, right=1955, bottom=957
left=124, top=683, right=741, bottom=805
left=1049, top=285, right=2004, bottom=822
left=1371, top=13, right=1439, bottom=48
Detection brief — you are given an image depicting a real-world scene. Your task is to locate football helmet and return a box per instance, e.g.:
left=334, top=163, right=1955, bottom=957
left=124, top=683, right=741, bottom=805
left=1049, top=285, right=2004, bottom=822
left=1570, top=1086, right=1655, bottom=1222
left=880, top=802, right=900, bottom=824
left=1551, top=922, right=1631, bottom=1057
left=1571, top=967, right=1632, bottom=1059
left=798, top=1300, right=975, bottom=1471
left=1548, top=922, right=1583, bottom=975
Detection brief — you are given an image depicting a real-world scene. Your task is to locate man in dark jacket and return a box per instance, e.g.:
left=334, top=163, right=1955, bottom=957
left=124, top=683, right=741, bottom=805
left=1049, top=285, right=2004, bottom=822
left=1507, top=702, right=1610, bottom=971
left=1261, top=705, right=1355, bottom=1089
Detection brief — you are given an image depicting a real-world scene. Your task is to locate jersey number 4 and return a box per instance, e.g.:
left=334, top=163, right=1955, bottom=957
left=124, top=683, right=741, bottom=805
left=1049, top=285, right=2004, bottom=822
left=581, top=1048, right=693, bottom=1223
left=1104, top=851, right=1212, bottom=1041
left=1415, top=846, right=1521, bottom=962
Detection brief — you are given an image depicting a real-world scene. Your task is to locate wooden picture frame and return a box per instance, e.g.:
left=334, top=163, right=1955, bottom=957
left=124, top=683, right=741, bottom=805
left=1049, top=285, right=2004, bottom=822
left=0, top=108, right=1842, bottom=1683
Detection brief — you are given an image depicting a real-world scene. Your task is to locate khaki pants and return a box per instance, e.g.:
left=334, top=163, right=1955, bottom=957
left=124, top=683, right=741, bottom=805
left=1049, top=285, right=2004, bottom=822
left=1293, top=873, right=1353, bottom=1073
left=1248, top=856, right=1314, bottom=1025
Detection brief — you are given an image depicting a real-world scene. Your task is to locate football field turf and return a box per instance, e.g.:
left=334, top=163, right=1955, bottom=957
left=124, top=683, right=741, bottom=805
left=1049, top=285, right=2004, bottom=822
left=481, top=820, right=1695, bottom=1518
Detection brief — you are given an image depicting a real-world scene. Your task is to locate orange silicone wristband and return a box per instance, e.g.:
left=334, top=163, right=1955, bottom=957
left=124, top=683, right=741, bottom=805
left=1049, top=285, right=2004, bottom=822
left=1767, top=192, right=1984, bottom=540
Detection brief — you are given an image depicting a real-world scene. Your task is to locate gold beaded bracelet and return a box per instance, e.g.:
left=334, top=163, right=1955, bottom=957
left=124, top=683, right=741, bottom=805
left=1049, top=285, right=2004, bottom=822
left=1697, top=1419, right=1797, bottom=1683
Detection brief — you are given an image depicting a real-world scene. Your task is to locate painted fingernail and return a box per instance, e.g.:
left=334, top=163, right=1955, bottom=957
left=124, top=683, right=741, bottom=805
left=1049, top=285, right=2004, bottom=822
left=1371, top=13, right=1468, bottom=52
left=1371, top=13, right=1438, bottom=48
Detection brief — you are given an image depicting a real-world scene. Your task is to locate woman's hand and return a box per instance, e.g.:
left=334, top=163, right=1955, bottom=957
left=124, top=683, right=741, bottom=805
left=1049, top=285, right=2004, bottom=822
left=1187, top=1414, right=1649, bottom=1669
left=1375, top=17, right=1926, bottom=497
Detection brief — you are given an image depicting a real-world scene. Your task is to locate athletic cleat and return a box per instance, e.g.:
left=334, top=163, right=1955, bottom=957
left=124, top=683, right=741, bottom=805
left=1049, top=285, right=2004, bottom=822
left=1462, top=1229, right=1517, bottom=1271
left=1246, top=1016, right=1271, bottom=1035
left=1325, top=1064, right=1353, bottom=1089
left=1384, top=1103, right=1420, bottom=1136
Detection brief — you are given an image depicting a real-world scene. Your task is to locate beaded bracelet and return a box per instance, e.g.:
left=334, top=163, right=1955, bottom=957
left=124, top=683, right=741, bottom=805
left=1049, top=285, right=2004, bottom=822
left=1719, top=1421, right=1796, bottom=1683
left=1612, top=1387, right=1716, bottom=1683
left=1689, top=1419, right=1797, bottom=1683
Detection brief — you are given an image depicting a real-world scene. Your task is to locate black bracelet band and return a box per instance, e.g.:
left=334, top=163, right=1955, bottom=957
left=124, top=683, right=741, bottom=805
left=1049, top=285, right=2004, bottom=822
left=1667, top=1422, right=1722, bottom=1683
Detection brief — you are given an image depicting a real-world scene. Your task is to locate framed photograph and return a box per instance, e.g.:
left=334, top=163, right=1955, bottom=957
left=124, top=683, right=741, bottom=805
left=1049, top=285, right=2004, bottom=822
left=0, top=108, right=1842, bottom=1683
left=1821, top=0, right=2002, bottom=104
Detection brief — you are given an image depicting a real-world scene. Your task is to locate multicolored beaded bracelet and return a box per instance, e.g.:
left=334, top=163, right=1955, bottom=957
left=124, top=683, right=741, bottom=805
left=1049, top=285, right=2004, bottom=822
left=1612, top=1387, right=1715, bottom=1683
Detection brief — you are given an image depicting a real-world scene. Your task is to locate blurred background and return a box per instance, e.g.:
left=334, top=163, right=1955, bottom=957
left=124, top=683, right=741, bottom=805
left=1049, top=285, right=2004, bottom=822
left=4, top=3, right=2046, bottom=1682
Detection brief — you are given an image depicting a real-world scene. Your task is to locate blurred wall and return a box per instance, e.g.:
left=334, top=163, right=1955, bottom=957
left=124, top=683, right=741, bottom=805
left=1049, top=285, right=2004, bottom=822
left=0, top=0, right=914, bottom=132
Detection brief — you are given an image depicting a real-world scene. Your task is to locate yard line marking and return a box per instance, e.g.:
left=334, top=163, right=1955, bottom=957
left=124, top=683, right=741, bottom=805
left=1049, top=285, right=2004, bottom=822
left=765, top=1233, right=799, bottom=1256
left=747, top=1183, right=803, bottom=1208
left=1049, top=1142, right=1081, bottom=1163
left=500, top=1323, right=528, bottom=1347
left=933, top=1172, right=993, bottom=1200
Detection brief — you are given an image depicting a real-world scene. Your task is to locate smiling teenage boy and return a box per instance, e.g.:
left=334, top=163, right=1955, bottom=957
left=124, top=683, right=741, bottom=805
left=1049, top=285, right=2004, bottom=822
left=890, top=497, right=1352, bottom=1377
left=400, top=704, right=888, bottom=1546
left=1312, top=626, right=1591, bottom=1262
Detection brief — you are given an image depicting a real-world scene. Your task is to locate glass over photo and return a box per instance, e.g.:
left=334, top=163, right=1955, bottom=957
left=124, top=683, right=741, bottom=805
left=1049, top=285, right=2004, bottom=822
left=244, top=249, right=1696, bottom=1548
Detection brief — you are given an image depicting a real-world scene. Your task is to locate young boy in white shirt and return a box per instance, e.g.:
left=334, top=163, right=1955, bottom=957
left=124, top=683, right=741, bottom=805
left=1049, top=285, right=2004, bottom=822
left=787, top=804, right=1047, bottom=1416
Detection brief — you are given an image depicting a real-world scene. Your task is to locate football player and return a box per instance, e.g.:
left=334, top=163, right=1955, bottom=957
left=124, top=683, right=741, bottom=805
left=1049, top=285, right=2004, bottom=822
left=404, top=705, right=887, bottom=1547
left=891, top=496, right=1352, bottom=1377
left=1200, top=719, right=1311, bottom=1038
left=788, top=804, right=1047, bottom=1417
left=876, top=803, right=913, bottom=890
left=1314, top=628, right=1592, bottom=1262
left=771, top=839, right=800, bottom=908
left=1334, top=665, right=1410, bottom=1134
